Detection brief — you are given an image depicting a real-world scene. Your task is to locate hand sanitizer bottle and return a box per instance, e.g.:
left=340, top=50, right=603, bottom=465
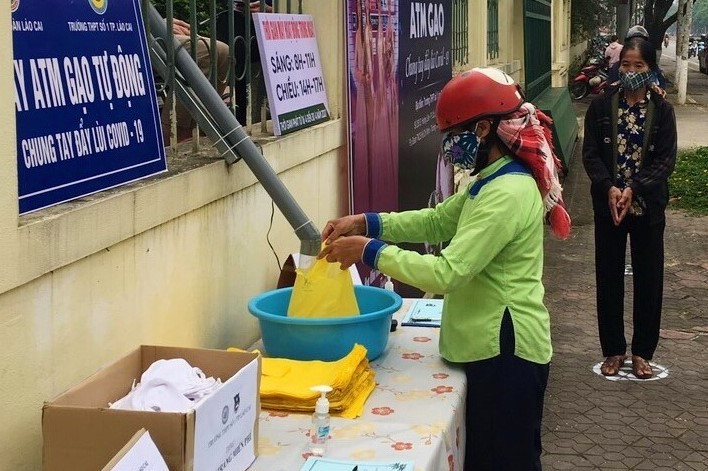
left=384, top=275, right=394, bottom=292
left=309, top=385, right=332, bottom=456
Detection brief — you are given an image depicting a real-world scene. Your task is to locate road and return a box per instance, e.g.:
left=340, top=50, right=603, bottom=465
left=661, top=38, right=700, bottom=72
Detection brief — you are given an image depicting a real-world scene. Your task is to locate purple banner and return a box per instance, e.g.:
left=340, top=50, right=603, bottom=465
left=346, top=1, right=452, bottom=295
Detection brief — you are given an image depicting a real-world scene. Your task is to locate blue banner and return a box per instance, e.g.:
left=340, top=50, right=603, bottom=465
left=12, top=0, right=166, bottom=214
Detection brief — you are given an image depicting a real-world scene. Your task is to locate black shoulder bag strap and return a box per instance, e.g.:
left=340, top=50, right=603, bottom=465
left=641, top=98, right=656, bottom=160
left=611, top=93, right=619, bottom=177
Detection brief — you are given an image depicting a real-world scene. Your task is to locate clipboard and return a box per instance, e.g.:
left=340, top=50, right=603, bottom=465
left=300, top=456, right=414, bottom=470
left=400, top=298, right=443, bottom=327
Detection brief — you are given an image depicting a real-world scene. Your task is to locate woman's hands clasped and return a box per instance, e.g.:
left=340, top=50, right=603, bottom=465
left=319, top=214, right=370, bottom=270
left=608, top=186, right=634, bottom=226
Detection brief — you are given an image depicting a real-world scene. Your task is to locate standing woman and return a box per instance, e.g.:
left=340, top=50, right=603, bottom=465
left=582, top=37, right=677, bottom=379
left=319, top=68, right=571, bottom=470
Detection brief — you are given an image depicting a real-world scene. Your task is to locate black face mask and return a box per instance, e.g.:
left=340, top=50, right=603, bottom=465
left=470, top=139, right=491, bottom=175
left=469, top=119, right=498, bottom=176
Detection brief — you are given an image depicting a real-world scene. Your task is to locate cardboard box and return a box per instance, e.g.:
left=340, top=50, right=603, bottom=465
left=43, top=345, right=261, bottom=471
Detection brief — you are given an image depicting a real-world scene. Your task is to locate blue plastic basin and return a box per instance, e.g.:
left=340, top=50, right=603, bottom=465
left=248, top=285, right=402, bottom=361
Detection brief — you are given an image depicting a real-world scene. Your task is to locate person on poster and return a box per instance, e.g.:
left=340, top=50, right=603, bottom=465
left=318, top=68, right=571, bottom=470
left=350, top=0, right=373, bottom=213
left=382, top=0, right=398, bottom=157
left=376, top=0, right=398, bottom=174
left=351, top=0, right=398, bottom=213
left=582, top=37, right=677, bottom=379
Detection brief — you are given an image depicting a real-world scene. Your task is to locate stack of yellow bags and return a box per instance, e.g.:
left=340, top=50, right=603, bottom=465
left=228, top=344, right=375, bottom=419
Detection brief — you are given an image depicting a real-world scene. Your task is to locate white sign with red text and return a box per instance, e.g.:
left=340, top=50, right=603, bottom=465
left=253, top=13, right=330, bottom=135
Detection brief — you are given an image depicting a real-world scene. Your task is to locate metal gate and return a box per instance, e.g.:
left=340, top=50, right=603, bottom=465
left=523, top=0, right=551, bottom=100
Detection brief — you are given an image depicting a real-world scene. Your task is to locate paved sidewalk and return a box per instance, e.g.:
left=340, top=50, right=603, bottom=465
left=540, top=53, right=708, bottom=469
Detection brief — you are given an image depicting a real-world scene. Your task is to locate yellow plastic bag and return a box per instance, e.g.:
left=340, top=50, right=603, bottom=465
left=287, top=255, right=360, bottom=318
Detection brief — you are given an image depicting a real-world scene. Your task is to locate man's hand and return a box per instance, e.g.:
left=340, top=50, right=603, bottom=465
left=172, top=18, right=191, bottom=36
left=649, top=83, right=666, bottom=98
left=318, top=235, right=370, bottom=270
left=249, top=1, right=273, bottom=12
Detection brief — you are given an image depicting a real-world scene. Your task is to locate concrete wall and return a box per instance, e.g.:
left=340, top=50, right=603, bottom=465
left=460, top=0, right=487, bottom=71
left=569, top=39, right=591, bottom=72
left=552, top=0, right=572, bottom=87
left=0, top=2, right=346, bottom=470
left=454, top=0, right=524, bottom=83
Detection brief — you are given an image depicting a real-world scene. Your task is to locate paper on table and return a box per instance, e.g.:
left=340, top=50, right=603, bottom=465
left=300, top=456, right=414, bottom=471
left=400, top=298, right=443, bottom=327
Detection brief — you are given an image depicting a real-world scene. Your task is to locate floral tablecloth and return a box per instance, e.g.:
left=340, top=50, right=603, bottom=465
left=248, top=299, right=467, bottom=471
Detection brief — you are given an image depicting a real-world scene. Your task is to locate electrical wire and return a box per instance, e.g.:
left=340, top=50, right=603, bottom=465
left=266, top=199, right=282, bottom=271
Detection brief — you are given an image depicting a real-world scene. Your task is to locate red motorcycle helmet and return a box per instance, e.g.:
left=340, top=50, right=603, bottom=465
left=436, top=67, right=525, bottom=132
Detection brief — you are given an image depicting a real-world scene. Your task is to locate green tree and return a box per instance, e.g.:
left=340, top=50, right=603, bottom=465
left=151, top=0, right=217, bottom=34
left=643, top=0, right=701, bottom=49
left=692, top=0, right=708, bottom=34
left=571, top=0, right=614, bottom=42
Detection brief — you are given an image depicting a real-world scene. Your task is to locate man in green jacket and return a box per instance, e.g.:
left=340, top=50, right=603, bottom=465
left=320, top=67, right=566, bottom=470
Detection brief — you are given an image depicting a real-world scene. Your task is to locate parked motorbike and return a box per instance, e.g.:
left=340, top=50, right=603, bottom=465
left=688, top=40, right=698, bottom=58
left=569, top=57, right=609, bottom=100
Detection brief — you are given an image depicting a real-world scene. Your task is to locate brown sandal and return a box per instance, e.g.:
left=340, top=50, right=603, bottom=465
left=631, top=355, right=653, bottom=379
left=600, top=355, right=626, bottom=376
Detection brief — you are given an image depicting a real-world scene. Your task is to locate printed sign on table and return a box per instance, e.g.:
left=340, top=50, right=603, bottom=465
left=252, top=13, right=330, bottom=135
left=101, top=429, right=169, bottom=471
left=193, top=357, right=258, bottom=471
left=12, top=0, right=166, bottom=214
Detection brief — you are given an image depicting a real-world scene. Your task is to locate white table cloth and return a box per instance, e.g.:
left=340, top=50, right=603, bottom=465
left=248, top=299, right=467, bottom=471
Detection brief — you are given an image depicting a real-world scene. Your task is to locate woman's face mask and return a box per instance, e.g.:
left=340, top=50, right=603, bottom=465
left=441, top=123, right=481, bottom=170
left=619, top=70, right=653, bottom=91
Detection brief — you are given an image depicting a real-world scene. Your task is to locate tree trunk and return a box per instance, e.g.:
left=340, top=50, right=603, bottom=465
left=676, top=0, right=693, bottom=105
left=617, top=0, right=630, bottom=41
left=643, top=1, right=676, bottom=57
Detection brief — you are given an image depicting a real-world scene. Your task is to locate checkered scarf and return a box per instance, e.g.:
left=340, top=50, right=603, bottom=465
left=496, top=102, right=571, bottom=240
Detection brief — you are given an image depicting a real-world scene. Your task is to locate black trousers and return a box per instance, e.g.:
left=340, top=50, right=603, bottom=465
left=593, top=212, right=665, bottom=359
left=463, top=310, right=550, bottom=471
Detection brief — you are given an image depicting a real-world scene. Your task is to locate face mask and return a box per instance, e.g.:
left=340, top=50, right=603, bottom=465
left=619, top=70, right=653, bottom=91
left=472, top=138, right=492, bottom=175
left=441, top=124, right=481, bottom=170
